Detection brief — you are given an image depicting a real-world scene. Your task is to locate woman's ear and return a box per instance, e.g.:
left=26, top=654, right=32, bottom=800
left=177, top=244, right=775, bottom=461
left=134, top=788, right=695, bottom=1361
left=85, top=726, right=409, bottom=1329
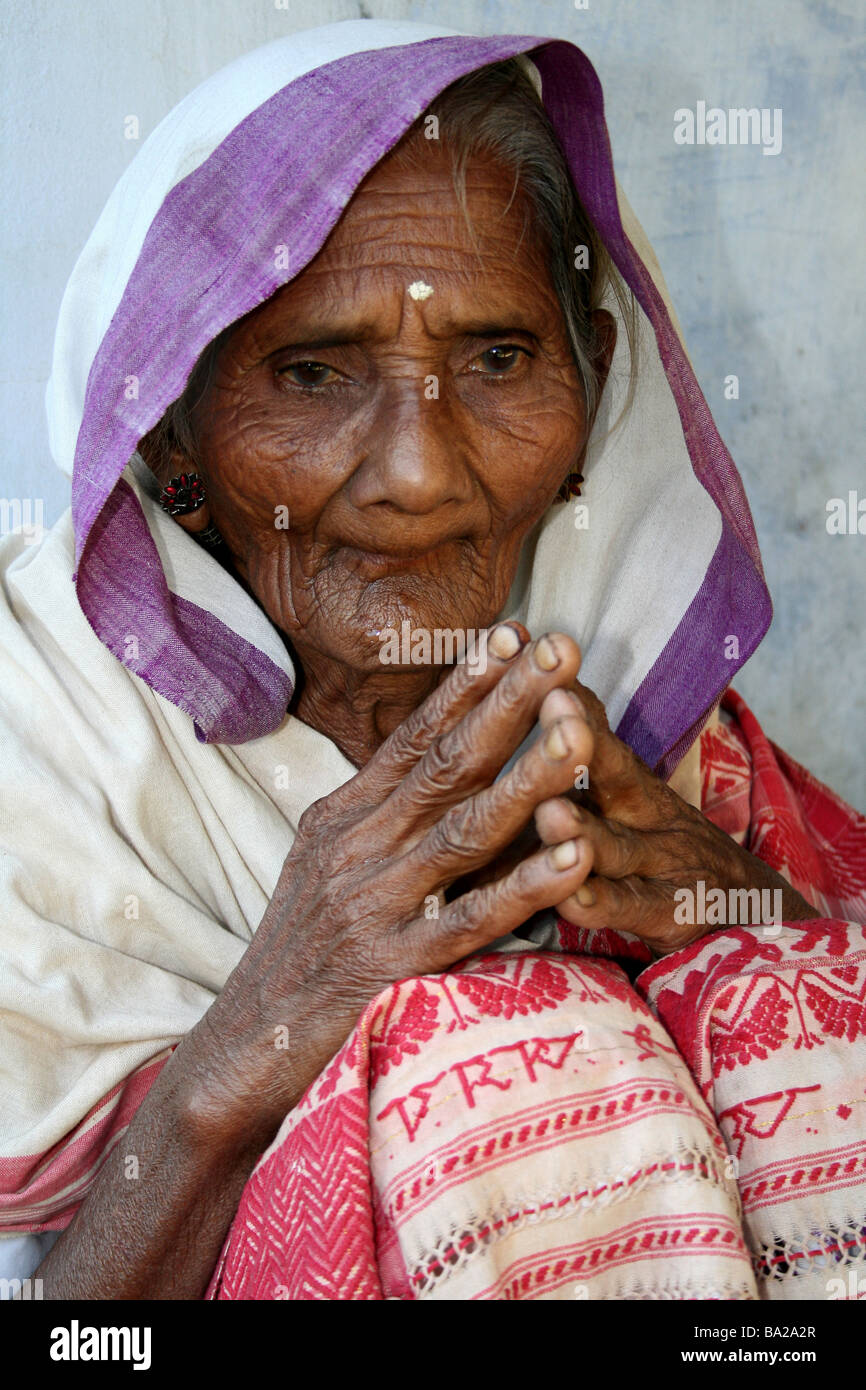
left=563, top=309, right=618, bottom=489
left=591, top=308, right=617, bottom=393
left=136, top=428, right=214, bottom=537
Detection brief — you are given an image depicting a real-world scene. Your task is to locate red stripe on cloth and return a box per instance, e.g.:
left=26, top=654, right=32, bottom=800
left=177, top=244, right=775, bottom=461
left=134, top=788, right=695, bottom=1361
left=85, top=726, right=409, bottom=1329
left=378, top=1085, right=717, bottom=1230
left=468, top=1214, right=750, bottom=1301
left=0, top=1048, right=174, bottom=1232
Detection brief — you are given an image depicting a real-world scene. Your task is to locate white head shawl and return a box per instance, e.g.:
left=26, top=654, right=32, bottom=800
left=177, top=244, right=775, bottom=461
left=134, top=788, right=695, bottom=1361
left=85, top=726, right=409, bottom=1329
left=44, top=17, right=770, bottom=770
left=0, top=19, right=771, bottom=1224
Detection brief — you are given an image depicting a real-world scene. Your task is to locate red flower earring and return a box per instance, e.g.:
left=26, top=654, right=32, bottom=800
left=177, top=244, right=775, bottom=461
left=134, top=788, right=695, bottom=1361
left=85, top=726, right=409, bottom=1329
left=159, top=472, right=205, bottom=516
left=555, top=470, right=584, bottom=503
left=158, top=472, right=226, bottom=550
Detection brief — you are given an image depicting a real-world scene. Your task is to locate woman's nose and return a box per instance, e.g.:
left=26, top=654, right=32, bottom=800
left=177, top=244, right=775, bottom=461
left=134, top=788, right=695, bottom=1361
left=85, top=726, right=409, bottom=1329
left=347, top=386, right=474, bottom=515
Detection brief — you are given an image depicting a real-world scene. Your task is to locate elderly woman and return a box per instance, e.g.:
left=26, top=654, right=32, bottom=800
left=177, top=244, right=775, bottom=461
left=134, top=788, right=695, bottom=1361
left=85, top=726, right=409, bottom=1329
left=2, top=20, right=864, bottom=1303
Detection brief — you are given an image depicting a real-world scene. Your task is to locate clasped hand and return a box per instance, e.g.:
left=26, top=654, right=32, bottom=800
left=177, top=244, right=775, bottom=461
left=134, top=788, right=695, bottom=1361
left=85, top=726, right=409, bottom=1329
left=202, top=623, right=813, bottom=1133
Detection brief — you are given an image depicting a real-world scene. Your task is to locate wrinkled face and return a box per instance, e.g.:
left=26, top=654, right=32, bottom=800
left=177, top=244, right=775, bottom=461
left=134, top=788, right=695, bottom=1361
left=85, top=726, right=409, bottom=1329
left=189, top=135, right=589, bottom=674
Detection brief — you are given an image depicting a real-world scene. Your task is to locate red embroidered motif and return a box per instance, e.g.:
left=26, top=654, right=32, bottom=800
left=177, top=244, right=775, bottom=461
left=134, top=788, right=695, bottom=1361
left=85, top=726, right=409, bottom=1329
left=719, top=1086, right=822, bottom=1157
left=803, top=980, right=866, bottom=1043
left=455, top=956, right=570, bottom=1019
left=371, top=981, right=440, bottom=1078
left=713, top=981, right=793, bottom=1073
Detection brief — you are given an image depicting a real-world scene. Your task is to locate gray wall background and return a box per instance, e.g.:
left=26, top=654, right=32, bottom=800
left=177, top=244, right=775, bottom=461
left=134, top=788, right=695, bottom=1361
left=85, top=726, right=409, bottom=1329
left=2, top=0, right=863, bottom=807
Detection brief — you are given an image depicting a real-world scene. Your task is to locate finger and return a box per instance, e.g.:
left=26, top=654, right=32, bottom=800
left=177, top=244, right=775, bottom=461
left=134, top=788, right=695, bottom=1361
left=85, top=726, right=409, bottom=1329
left=378, top=632, right=584, bottom=835
left=535, top=799, right=649, bottom=879
left=534, top=794, right=585, bottom=845
left=399, top=712, right=594, bottom=889
left=573, top=680, right=639, bottom=793
left=561, top=678, right=667, bottom=826
left=538, top=688, right=595, bottom=802
left=554, top=872, right=675, bottom=949
left=319, top=621, right=530, bottom=814
left=406, top=835, right=594, bottom=972
left=537, top=680, right=641, bottom=811
left=538, top=685, right=588, bottom=731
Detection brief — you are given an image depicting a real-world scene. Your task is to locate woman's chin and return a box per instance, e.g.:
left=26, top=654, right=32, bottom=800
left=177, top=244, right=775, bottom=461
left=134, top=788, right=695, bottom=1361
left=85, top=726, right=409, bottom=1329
left=293, top=606, right=488, bottom=679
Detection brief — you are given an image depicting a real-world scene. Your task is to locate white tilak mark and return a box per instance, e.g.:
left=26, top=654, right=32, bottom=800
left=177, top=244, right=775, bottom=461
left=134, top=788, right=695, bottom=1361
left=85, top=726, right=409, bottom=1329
left=408, top=281, right=435, bottom=301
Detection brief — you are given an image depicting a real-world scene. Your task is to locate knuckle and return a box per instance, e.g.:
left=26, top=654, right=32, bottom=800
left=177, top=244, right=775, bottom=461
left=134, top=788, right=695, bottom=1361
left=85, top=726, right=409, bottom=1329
left=311, top=873, right=352, bottom=924
left=438, top=892, right=483, bottom=947
left=389, top=705, right=442, bottom=763
left=429, top=802, right=486, bottom=861
left=504, top=854, right=541, bottom=907
left=418, top=729, right=474, bottom=795
left=348, top=925, right=398, bottom=981
left=489, top=668, right=531, bottom=720
left=320, top=869, right=352, bottom=908
left=607, top=873, right=631, bottom=907
left=510, top=749, right=549, bottom=800
left=386, top=661, right=482, bottom=764
left=610, top=823, right=641, bottom=876
left=297, top=795, right=331, bottom=838
left=617, top=875, right=651, bottom=923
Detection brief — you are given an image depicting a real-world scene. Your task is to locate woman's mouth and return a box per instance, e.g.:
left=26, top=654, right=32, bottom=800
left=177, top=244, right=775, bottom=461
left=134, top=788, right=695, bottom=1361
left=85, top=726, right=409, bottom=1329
left=343, top=543, right=453, bottom=577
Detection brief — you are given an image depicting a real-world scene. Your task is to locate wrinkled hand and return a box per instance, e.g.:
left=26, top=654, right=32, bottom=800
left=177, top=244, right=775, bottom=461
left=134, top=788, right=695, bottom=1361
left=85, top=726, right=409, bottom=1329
left=533, top=683, right=816, bottom=956
left=195, top=625, right=598, bottom=1136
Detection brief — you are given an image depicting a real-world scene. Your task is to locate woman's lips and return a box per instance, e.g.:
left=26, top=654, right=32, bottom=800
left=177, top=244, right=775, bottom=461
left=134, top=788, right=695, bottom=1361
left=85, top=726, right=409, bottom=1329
left=343, top=543, right=453, bottom=576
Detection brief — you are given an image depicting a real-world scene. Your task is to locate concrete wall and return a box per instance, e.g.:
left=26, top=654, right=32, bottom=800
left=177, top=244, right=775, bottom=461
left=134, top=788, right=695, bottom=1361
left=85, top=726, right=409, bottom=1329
left=2, top=0, right=862, bottom=806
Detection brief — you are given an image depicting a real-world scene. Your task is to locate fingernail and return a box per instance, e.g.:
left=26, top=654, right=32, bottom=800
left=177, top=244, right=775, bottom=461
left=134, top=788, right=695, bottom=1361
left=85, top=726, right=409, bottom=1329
left=576, top=884, right=595, bottom=906
left=544, top=723, right=570, bottom=759
left=535, top=635, right=560, bottom=671
left=550, top=838, right=580, bottom=870
left=487, top=624, right=522, bottom=660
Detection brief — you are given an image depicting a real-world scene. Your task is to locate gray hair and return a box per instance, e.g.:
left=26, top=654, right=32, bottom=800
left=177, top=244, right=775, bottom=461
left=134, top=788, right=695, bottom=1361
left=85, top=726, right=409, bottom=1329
left=141, top=57, right=636, bottom=478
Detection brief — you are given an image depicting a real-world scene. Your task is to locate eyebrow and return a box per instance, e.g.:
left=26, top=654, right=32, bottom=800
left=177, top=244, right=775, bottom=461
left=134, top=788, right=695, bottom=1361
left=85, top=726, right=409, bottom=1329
left=267, top=320, right=541, bottom=355
left=269, top=332, right=369, bottom=353
left=456, top=321, right=540, bottom=340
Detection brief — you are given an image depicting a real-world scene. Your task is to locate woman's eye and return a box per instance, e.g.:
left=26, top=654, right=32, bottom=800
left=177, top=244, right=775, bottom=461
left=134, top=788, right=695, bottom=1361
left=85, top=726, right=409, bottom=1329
left=472, top=345, right=529, bottom=375
left=279, top=360, right=338, bottom=387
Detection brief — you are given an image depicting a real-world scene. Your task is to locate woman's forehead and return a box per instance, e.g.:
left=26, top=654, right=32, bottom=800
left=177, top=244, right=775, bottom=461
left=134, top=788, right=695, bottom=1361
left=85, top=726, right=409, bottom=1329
left=317, top=144, right=539, bottom=259
left=235, top=150, right=560, bottom=346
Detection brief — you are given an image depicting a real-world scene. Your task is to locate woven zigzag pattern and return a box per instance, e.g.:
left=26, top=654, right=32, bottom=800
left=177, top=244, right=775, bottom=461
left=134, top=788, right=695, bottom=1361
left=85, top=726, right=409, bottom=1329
left=213, top=1086, right=381, bottom=1301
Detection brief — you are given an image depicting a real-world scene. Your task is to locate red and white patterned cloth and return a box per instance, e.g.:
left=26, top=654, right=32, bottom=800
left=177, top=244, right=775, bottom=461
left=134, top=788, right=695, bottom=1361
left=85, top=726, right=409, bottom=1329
left=203, top=691, right=866, bottom=1300
left=2, top=691, right=863, bottom=1299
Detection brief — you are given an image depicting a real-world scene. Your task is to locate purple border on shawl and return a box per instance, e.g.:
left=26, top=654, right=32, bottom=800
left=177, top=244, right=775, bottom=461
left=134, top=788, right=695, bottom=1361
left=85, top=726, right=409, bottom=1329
left=70, top=33, right=771, bottom=754
left=532, top=44, right=766, bottom=575
left=78, top=480, right=292, bottom=742
left=531, top=43, right=772, bottom=768
left=616, top=526, right=767, bottom=776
